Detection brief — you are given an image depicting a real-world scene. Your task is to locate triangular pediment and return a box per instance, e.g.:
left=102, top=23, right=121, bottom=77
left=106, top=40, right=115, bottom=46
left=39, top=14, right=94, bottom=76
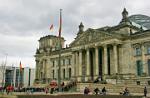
left=70, top=29, right=118, bottom=47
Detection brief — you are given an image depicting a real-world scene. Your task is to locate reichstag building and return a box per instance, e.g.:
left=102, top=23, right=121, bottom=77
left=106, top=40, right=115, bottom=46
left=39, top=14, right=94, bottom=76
left=35, top=8, right=150, bottom=86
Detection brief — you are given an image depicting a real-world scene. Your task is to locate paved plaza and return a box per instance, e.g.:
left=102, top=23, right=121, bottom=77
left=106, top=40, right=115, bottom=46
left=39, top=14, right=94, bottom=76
left=0, top=92, right=149, bottom=98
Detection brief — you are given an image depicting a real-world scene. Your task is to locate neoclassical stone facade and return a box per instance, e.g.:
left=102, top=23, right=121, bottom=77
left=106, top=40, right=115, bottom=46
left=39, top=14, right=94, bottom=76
left=35, top=8, right=150, bottom=85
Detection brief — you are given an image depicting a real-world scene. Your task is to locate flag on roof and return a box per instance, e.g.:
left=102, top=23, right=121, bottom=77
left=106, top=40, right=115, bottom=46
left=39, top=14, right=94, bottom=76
left=20, top=61, right=23, bottom=72
left=50, top=24, right=54, bottom=30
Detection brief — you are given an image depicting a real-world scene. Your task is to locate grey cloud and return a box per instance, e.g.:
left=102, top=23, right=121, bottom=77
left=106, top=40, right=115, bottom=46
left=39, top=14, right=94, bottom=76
left=0, top=0, right=149, bottom=68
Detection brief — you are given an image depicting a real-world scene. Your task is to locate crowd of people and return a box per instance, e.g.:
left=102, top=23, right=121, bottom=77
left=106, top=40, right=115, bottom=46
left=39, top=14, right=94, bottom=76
left=49, top=81, right=77, bottom=94
left=0, top=83, right=148, bottom=97
left=84, top=86, right=148, bottom=97
left=84, top=87, right=107, bottom=95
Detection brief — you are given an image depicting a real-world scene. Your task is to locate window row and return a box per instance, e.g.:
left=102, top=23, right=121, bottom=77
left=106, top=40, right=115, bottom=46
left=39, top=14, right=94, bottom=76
left=136, top=59, right=150, bottom=76
left=135, top=46, right=150, bottom=56
left=52, top=68, right=72, bottom=79
left=52, top=58, right=71, bottom=67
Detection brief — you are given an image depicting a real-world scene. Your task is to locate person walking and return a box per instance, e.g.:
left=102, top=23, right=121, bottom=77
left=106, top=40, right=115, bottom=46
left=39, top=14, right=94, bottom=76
left=94, top=88, right=99, bottom=95
left=102, top=87, right=106, bottom=95
left=144, top=86, right=147, bottom=97
left=45, top=88, right=48, bottom=94
left=84, top=87, right=90, bottom=95
left=123, top=87, right=130, bottom=96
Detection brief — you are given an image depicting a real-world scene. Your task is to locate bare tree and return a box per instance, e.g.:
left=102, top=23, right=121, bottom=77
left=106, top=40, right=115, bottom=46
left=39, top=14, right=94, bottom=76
left=0, top=54, right=7, bottom=94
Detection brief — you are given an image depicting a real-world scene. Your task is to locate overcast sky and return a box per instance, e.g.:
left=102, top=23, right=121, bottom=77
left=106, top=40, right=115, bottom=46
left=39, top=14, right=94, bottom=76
left=0, top=0, right=150, bottom=68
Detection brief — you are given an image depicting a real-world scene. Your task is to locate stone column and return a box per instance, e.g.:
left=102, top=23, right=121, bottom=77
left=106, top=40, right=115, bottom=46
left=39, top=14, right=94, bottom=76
left=42, top=60, right=46, bottom=78
left=72, top=53, right=75, bottom=79
left=103, top=45, right=108, bottom=80
left=54, top=65, right=58, bottom=80
left=142, top=44, right=147, bottom=75
left=75, top=52, right=79, bottom=79
left=35, top=60, right=39, bottom=79
left=95, top=47, right=99, bottom=77
left=113, top=44, right=118, bottom=74
left=46, top=59, right=49, bottom=79
left=78, top=51, right=82, bottom=81
left=49, top=60, right=53, bottom=80
left=44, top=59, right=48, bottom=83
left=86, top=49, right=90, bottom=81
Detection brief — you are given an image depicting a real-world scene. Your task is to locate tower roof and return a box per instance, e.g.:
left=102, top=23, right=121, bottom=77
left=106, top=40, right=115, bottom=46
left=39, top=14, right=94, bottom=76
left=79, top=22, right=84, bottom=28
left=122, top=8, right=128, bottom=16
left=119, top=8, right=131, bottom=25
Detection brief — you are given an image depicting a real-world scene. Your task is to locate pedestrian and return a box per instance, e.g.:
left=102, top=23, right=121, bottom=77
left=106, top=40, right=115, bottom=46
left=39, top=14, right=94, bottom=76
left=45, top=88, right=48, bottom=94
left=84, top=87, right=90, bottom=95
left=6, top=86, right=10, bottom=95
left=123, top=87, right=129, bottom=96
left=144, top=86, right=147, bottom=97
left=102, top=87, right=106, bottom=95
left=50, top=88, right=54, bottom=94
left=61, top=82, right=64, bottom=92
left=94, top=88, right=99, bottom=95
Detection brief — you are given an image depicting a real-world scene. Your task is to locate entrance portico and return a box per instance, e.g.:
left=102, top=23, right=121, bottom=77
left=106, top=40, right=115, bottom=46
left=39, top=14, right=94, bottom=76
left=73, top=43, right=119, bottom=82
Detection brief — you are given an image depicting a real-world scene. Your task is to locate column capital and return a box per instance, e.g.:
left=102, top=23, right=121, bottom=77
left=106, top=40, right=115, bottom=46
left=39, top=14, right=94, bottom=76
left=112, top=43, right=118, bottom=46
left=102, top=44, right=107, bottom=48
left=94, top=46, right=99, bottom=49
left=86, top=48, right=90, bottom=51
left=79, top=50, right=83, bottom=53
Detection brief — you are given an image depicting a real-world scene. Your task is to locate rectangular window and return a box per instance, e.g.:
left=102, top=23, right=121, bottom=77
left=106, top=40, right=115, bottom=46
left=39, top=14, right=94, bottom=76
left=66, top=59, right=68, bottom=65
left=148, top=59, right=150, bottom=76
left=53, top=61, right=55, bottom=67
left=63, top=69, right=65, bottom=79
left=52, top=70, right=55, bottom=79
left=63, top=59, right=65, bottom=66
left=136, top=60, right=143, bottom=76
left=68, top=59, right=71, bottom=65
left=135, top=48, right=141, bottom=56
left=69, top=68, right=71, bottom=78
left=148, top=81, right=150, bottom=85
left=147, top=47, right=150, bottom=54
left=136, top=81, right=140, bottom=85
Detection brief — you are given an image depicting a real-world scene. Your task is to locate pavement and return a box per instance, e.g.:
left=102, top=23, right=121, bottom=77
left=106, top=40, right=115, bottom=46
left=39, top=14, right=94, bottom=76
left=0, top=92, right=149, bottom=98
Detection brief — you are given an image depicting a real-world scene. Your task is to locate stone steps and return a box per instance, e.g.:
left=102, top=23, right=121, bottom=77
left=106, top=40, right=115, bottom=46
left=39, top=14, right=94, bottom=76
left=77, top=83, right=150, bottom=94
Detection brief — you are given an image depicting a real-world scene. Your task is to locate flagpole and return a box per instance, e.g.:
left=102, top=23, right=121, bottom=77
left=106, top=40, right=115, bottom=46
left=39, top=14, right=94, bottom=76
left=58, top=9, right=62, bottom=92
left=13, top=66, right=16, bottom=87
left=18, top=66, right=20, bottom=88
left=18, top=61, right=22, bottom=89
left=11, top=64, right=13, bottom=86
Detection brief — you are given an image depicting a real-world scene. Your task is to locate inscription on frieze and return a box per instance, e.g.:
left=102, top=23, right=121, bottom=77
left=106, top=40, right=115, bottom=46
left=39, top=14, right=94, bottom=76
left=71, top=31, right=113, bottom=46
